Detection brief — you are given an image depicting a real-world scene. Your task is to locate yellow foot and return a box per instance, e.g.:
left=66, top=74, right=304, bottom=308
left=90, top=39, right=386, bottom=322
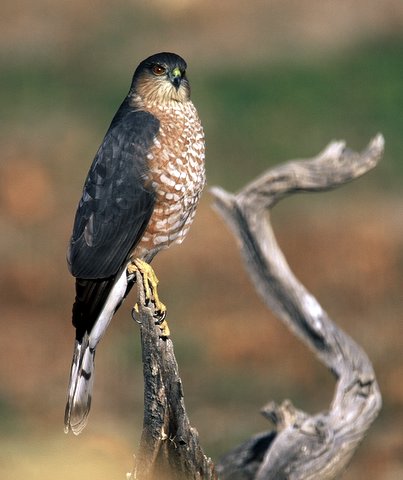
left=158, top=319, right=170, bottom=338
left=128, top=258, right=168, bottom=330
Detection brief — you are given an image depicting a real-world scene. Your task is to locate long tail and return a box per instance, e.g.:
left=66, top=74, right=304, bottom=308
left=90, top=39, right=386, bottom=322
left=64, top=267, right=131, bottom=435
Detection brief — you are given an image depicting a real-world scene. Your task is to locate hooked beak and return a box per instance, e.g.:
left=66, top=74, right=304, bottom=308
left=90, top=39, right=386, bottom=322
left=169, top=67, right=182, bottom=89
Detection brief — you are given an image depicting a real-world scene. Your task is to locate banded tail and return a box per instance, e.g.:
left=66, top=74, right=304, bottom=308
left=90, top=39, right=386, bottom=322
left=64, top=268, right=131, bottom=434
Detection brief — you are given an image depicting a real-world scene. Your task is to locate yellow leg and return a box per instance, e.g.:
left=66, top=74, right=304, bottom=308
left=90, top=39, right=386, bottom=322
left=128, top=258, right=169, bottom=337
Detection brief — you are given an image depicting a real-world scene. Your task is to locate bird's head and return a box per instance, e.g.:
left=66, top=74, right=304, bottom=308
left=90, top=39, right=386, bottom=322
left=130, top=52, right=190, bottom=105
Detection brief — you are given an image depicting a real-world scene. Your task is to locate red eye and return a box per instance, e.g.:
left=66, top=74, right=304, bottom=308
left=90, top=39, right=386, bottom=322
left=152, top=65, right=166, bottom=76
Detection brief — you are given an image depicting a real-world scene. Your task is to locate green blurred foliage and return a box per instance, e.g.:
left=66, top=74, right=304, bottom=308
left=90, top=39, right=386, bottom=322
left=195, top=38, right=403, bottom=188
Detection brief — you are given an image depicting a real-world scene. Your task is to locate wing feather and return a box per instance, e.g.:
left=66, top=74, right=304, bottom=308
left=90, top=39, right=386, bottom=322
left=67, top=101, right=159, bottom=279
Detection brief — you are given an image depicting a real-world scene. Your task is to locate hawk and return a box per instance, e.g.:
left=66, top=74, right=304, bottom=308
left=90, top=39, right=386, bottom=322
left=64, top=52, right=205, bottom=435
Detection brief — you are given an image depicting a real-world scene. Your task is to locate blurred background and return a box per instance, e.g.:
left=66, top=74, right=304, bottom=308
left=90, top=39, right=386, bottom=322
left=1, top=1, right=402, bottom=478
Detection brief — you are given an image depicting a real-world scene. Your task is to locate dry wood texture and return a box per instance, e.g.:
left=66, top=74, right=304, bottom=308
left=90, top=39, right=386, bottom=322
left=129, top=271, right=217, bottom=480
left=131, top=135, right=384, bottom=479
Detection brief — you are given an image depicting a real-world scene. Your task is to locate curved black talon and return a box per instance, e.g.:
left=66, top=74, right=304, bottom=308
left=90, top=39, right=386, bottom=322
left=131, top=306, right=142, bottom=324
left=154, top=309, right=167, bottom=324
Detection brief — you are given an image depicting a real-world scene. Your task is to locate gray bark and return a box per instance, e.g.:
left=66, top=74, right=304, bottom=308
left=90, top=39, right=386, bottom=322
left=212, top=135, right=384, bottom=479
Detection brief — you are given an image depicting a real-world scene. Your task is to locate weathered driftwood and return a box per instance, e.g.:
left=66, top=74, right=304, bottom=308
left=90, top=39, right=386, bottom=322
left=212, top=134, right=384, bottom=479
left=130, top=135, right=383, bottom=479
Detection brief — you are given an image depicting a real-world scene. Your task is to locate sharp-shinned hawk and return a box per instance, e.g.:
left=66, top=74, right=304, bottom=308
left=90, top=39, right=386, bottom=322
left=64, top=52, right=205, bottom=435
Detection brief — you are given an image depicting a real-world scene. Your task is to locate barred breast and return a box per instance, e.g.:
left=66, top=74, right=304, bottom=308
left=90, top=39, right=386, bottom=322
left=132, top=99, right=205, bottom=261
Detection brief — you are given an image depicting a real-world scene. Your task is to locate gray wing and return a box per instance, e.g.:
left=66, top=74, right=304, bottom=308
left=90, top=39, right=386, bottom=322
left=68, top=103, right=159, bottom=279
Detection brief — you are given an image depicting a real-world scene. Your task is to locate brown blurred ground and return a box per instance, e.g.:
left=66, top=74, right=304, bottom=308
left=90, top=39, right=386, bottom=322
left=1, top=1, right=403, bottom=479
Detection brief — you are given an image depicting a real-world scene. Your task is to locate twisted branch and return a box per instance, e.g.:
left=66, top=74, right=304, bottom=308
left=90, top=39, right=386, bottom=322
left=212, top=134, right=384, bottom=479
